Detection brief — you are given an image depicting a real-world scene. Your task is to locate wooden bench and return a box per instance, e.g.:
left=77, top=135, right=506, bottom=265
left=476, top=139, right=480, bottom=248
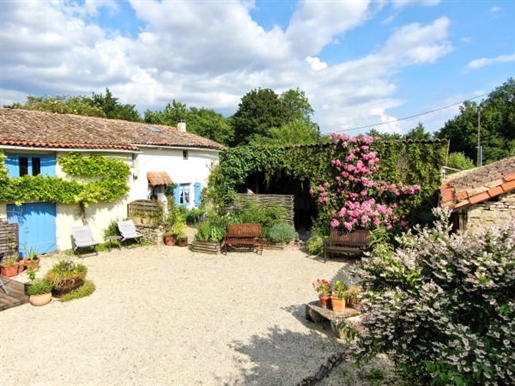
left=224, top=223, right=263, bottom=255
left=323, top=229, right=370, bottom=263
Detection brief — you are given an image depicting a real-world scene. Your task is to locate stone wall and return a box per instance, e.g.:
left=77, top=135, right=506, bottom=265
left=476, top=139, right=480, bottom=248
left=467, top=192, right=515, bottom=229
left=135, top=224, right=164, bottom=245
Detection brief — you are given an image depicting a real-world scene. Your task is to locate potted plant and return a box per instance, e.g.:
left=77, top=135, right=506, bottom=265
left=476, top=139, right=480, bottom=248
left=27, top=278, right=53, bottom=306
left=176, top=231, right=188, bottom=247
left=346, top=284, right=363, bottom=310
left=44, top=259, right=88, bottom=297
left=0, top=254, right=20, bottom=277
left=23, top=247, right=40, bottom=270
left=191, top=219, right=226, bottom=254
left=313, top=278, right=332, bottom=309
left=331, top=280, right=348, bottom=313
left=162, top=204, right=187, bottom=246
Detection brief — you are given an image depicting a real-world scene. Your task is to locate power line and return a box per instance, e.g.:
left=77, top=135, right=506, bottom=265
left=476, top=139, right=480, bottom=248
left=337, top=92, right=490, bottom=133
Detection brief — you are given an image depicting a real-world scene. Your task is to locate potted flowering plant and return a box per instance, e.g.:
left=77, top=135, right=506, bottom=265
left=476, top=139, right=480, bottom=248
left=331, top=280, right=348, bottom=313
left=313, top=278, right=332, bottom=309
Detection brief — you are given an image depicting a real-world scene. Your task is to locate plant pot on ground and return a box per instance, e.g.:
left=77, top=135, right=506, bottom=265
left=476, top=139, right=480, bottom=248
left=0, top=254, right=20, bottom=277
left=24, top=247, right=41, bottom=270
left=44, top=259, right=88, bottom=297
left=27, top=279, right=53, bottom=306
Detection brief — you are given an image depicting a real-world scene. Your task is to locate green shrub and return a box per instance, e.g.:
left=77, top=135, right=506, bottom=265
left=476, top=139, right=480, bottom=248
left=59, top=280, right=96, bottom=302
left=194, top=216, right=227, bottom=243
left=306, top=235, right=324, bottom=256
left=183, top=207, right=205, bottom=224
left=103, top=220, right=120, bottom=238
left=27, top=279, right=53, bottom=295
left=351, top=208, right=515, bottom=385
left=265, top=221, right=296, bottom=243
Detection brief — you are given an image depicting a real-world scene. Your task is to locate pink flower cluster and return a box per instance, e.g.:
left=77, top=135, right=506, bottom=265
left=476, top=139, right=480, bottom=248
left=311, top=133, right=421, bottom=232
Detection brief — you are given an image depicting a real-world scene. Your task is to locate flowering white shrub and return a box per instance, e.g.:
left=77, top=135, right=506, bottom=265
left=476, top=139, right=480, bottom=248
left=351, top=208, right=515, bottom=385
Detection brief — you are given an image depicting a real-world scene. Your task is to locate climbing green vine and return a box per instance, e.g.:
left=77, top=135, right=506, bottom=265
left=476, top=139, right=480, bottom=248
left=206, top=139, right=448, bottom=222
left=0, top=152, right=130, bottom=206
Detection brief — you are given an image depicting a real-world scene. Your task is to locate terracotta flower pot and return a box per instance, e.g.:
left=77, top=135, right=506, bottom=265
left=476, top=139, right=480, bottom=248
left=332, top=297, right=346, bottom=313
left=163, top=235, right=176, bottom=246
left=318, top=294, right=332, bottom=309
left=1, top=263, right=20, bottom=277
left=29, top=292, right=52, bottom=306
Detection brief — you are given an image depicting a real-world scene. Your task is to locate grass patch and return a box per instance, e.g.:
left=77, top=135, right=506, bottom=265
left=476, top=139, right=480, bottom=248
left=58, top=280, right=96, bottom=302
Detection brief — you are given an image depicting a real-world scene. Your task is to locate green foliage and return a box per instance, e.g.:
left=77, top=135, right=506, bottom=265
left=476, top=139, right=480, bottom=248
left=26, top=279, right=53, bottom=295
left=229, top=198, right=288, bottom=229
left=58, top=280, right=96, bottom=302
left=194, top=217, right=227, bottom=243
left=104, top=220, right=121, bottom=238
left=265, top=221, right=296, bottom=244
left=332, top=280, right=349, bottom=300
left=144, top=100, right=233, bottom=146
left=351, top=208, right=515, bottom=385
left=180, top=206, right=205, bottom=225
left=0, top=152, right=130, bottom=206
left=6, top=90, right=142, bottom=122
left=207, top=139, right=445, bottom=226
left=45, top=259, right=88, bottom=287
left=306, top=234, right=325, bottom=256
left=89, top=88, right=142, bottom=122
left=6, top=95, right=106, bottom=117
left=446, top=152, right=475, bottom=172
left=231, top=88, right=289, bottom=146
left=437, top=77, right=515, bottom=164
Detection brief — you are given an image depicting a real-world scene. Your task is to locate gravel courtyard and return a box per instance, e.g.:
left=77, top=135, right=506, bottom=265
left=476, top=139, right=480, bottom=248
left=0, top=244, right=350, bottom=386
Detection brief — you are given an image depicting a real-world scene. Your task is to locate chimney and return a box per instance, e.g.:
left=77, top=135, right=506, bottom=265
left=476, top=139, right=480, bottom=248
left=177, top=121, right=186, bottom=132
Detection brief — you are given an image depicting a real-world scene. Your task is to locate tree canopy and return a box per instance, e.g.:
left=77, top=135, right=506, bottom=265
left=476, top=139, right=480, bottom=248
left=436, top=78, right=515, bottom=165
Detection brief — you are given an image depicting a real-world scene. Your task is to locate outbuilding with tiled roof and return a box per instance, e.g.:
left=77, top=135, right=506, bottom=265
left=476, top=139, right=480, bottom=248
left=440, top=155, right=515, bottom=230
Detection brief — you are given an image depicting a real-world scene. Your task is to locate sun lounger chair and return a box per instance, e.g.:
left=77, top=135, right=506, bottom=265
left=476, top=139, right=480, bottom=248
left=71, top=225, right=99, bottom=255
left=117, top=220, right=143, bottom=244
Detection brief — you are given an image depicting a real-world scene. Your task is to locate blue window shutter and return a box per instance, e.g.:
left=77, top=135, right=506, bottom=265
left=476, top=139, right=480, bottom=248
left=194, top=182, right=202, bottom=206
left=4, top=154, right=19, bottom=177
left=40, top=155, right=56, bottom=177
left=173, top=185, right=180, bottom=205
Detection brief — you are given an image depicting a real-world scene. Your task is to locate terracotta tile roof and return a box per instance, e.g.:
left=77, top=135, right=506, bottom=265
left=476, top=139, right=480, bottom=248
left=441, top=156, right=515, bottom=210
left=147, top=171, right=173, bottom=186
left=0, top=108, right=225, bottom=152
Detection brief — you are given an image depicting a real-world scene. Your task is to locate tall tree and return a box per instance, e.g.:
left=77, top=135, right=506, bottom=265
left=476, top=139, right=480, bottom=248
left=230, top=88, right=289, bottom=146
left=366, top=128, right=403, bottom=140
left=436, top=78, right=515, bottom=164
left=5, top=95, right=105, bottom=117
left=88, top=88, right=142, bottom=122
left=144, top=101, right=233, bottom=146
left=405, top=123, right=433, bottom=140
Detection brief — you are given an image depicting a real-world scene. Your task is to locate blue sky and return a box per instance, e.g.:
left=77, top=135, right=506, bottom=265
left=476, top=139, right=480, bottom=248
left=0, top=0, right=513, bottom=135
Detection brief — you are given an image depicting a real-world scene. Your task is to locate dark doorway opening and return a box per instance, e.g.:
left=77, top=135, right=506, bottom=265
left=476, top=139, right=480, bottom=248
left=237, top=172, right=318, bottom=231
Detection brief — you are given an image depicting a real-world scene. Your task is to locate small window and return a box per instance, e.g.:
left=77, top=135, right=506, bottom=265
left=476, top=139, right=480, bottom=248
left=175, top=184, right=191, bottom=205
left=19, top=157, right=29, bottom=176
left=32, top=157, right=41, bottom=176
left=183, top=150, right=188, bottom=160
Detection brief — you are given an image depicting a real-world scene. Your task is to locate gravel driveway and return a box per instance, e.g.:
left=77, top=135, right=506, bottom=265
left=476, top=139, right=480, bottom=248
left=0, top=245, right=348, bottom=386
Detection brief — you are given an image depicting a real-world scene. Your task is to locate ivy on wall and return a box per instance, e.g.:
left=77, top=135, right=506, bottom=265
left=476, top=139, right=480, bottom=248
left=207, top=139, right=448, bottom=221
left=0, top=152, right=130, bottom=206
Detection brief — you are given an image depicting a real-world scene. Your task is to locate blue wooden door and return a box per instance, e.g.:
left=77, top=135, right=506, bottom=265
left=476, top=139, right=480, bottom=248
left=7, top=203, right=57, bottom=257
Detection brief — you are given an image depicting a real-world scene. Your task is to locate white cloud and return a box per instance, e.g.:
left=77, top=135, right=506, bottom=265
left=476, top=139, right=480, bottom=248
left=466, top=54, right=515, bottom=70
left=0, top=0, right=456, bottom=133
left=306, top=57, right=327, bottom=71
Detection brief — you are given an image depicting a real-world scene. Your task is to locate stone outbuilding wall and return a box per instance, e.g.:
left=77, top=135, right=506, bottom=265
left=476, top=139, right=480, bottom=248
left=466, top=192, right=515, bottom=229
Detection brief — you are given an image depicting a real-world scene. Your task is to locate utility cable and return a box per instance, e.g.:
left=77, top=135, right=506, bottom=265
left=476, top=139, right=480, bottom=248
left=337, top=92, right=489, bottom=133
